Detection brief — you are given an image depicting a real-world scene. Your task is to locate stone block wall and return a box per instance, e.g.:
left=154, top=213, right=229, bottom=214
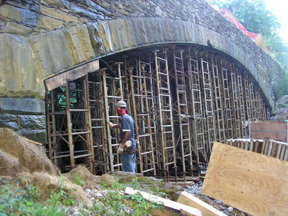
left=0, top=98, right=46, bottom=142
left=0, top=0, right=281, bottom=141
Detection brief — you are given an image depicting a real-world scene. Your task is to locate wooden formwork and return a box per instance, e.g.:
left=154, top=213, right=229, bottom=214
left=225, top=138, right=288, bottom=161
left=45, top=45, right=271, bottom=178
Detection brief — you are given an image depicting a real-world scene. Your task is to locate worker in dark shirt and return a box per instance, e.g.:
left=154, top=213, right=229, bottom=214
left=109, top=100, right=136, bottom=172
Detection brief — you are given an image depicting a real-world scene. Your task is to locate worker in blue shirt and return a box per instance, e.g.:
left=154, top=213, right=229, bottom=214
left=109, top=100, right=136, bottom=172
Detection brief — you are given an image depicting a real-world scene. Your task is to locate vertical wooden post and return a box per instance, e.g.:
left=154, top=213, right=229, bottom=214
left=66, top=83, right=75, bottom=169
left=84, top=75, right=96, bottom=174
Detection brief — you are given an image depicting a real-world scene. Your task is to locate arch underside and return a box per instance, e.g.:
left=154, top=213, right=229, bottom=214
left=46, top=44, right=270, bottom=178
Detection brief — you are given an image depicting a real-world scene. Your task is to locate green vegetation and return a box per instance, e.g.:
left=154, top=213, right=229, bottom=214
left=85, top=179, right=164, bottom=216
left=210, top=0, right=288, bottom=100
left=73, top=175, right=85, bottom=187
left=0, top=176, right=164, bottom=216
left=0, top=178, right=65, bottom=216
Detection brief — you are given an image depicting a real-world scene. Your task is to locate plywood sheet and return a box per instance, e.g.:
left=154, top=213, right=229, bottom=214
left=202, top=142, right=288, bottom=216
left=251, top=121, right=287, bottom=142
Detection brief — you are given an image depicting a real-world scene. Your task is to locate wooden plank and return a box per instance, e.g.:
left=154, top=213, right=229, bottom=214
left=251, top=121, right=287, bottom=142
left=177, top=191, right=227, bottom=216
left=202, top=142, right=288, bottom=216
left=125, top=187, right=203, bottom=216
left=45, top=60, right=99, bottom=91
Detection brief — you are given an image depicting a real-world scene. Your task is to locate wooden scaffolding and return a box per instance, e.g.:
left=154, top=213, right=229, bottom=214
left=45, top=45, right=271, bottom=178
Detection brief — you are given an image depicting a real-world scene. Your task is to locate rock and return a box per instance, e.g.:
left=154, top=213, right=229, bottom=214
left=270, top=116, right=278, bottom=121
left=39, top=5, right=79, bottom=23
left=228, top=206, right=233, bottom=212
left=0, top=98, right=45, bottom=114
left=0, top=121, right=20, bottom=130
left=0, top=114, right=17, bottom=122
left=41, top=0, right=70, bottom=9
left=37, top=15, right=63, bottom=30
left=18, top=115, right=46, bottom=129
left=4, top=22, right=33, bottom=35
left=0, top=34, right=45, bottom=99
left=84, top=188, right=91, bottom=193
left=0, top=4, right=37, bottom=26
left=155, top=6, right=162, bottom=16
left=17, top=129, right=47, bottom=143
left=216, top=200, right=223, bottom=204
left=95, top=192, right=103, bottom=198
left=70, top=4, right=101, bottom=20
left=220, top=206, right=226, bottom=210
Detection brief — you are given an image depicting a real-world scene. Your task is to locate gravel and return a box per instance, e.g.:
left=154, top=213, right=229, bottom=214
left=185, top=180, right=251, bottom=216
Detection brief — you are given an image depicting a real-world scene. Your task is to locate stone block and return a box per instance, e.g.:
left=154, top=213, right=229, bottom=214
left=0, top=4, right=38, bottom=26
left=87, top=22, right=105, bottom=55
left=0, top=98, right=45, bottom=114
left=70, top=4, right=101, bottom=20
left=39, top=5, right=79, bottom=23
left=0, top=4, right=22, bottom=23
left=37, top=15, right=64, bottom=30
left=17, top=128, right=47, bottom=143
left=0, top=114, right=17, bottom=122
left=41, top=0, right=70, bottom=9
left=4, top=22, right=33, bottom=35
left=0, top=34, right=46, bottom=98
left=18, top=115, right=46, bottom=129
left=0, top=121, right=20, bottom=130
left=99, top=21, right=114, bottom=53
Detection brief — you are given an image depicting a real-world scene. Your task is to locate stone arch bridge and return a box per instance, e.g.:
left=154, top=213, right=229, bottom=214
left=0, top=0, right=280, bottom=178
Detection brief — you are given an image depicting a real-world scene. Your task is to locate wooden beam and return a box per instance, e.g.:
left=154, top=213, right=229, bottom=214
left=177, top=191, right=227, bottom=216
left=45, top=60, right=99, bottom=91
left=125, top=187, right=203, bottom=216
left=202, top=142, right=288, bottom=216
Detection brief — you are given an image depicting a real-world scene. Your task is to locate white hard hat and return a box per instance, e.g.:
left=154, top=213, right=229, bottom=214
left=116, top=100, right=127, bottom=108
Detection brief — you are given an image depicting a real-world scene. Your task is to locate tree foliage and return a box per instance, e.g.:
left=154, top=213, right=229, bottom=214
left=210, top=0, right=287, bottom=68
left=210, top=0, right=288, bottom=99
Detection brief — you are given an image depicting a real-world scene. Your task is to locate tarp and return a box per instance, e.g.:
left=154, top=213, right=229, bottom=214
left=211, top=4, right=269, bottom=53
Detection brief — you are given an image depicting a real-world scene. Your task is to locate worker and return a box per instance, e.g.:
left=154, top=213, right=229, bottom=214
left=109, top=100, right=136, bottom=173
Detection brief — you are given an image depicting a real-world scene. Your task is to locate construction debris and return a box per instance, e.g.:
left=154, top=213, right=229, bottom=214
left=177, top=191, right=227, bottom=216
left=202, top=142, right=288, bottom=216
left=125, top=187, right=203, bottom=216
